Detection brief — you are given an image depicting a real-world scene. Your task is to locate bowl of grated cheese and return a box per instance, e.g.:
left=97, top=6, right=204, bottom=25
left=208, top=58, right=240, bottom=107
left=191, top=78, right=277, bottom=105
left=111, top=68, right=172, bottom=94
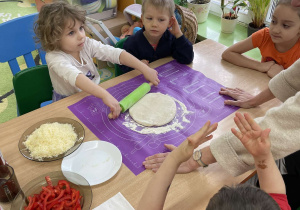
left=18, top=117, right=85, bottom=162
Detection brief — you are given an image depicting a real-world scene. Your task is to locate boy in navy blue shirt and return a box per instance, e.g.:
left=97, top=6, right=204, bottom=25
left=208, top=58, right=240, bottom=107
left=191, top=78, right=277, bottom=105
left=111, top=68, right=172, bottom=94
left=120, top=0, right=194, bottom=73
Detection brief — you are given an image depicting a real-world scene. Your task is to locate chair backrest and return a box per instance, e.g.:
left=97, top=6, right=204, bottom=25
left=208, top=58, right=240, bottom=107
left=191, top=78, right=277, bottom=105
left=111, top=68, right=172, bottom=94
left=114, top=37, right=129, bottom=77
left=0, top=13, right=46, bottom=76
left=175, top=5, right=198, bottom=44
left=13, top=65, right=53, bottom=115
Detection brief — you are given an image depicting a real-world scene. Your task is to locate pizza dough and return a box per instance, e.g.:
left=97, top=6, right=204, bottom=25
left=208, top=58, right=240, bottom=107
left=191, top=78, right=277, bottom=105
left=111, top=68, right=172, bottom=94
left=129, top=93, right=177, bottom=127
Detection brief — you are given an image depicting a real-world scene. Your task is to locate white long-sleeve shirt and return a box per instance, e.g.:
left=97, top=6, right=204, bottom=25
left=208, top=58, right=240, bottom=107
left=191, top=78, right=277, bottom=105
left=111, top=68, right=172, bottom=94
left=46, top=37, right=123, bottom=97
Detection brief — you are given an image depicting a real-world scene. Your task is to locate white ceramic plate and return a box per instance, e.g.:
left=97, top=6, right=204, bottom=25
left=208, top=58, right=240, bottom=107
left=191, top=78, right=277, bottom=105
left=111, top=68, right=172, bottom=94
left=61, top=140, right=122, bottom=186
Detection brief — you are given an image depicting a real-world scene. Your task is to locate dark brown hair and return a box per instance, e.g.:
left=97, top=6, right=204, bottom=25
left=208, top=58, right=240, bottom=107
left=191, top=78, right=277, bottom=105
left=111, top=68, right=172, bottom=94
left=277, top=0, right=300, bottom=17
left=206, top=184, right=280, bottom=210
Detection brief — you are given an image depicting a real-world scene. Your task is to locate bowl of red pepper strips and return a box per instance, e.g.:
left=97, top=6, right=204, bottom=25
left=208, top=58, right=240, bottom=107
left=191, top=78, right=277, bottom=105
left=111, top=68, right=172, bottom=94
left=10, top=171, right=92, bottom=210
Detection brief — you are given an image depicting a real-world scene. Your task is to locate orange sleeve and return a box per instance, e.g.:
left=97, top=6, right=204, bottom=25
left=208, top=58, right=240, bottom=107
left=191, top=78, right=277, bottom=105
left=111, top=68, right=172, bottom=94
left=251, top=28, right=269, bottom=48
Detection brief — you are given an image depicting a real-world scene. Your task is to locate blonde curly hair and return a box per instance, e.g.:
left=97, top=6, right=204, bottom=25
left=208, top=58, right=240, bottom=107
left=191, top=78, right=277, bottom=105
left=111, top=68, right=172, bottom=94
left=34, top=1, right=86, bottom=52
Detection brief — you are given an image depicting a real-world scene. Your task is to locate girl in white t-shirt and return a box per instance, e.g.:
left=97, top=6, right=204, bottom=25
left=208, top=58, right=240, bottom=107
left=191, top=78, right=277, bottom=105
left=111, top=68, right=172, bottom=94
left=34, top=2, right=160, bottom=119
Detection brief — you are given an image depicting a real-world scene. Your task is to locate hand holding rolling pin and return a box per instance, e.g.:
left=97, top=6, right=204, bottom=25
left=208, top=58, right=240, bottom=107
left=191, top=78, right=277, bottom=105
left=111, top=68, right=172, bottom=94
left=143, top=67, right=160, bottom=86
left=102, top=91, right=122, bottom=119
left=108, top=82, right=153, bottom=119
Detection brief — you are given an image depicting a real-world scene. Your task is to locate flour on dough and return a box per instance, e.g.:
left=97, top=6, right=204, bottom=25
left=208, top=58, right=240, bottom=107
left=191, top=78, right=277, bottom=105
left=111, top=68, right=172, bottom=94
left=129, top=93, right=176, bottom=127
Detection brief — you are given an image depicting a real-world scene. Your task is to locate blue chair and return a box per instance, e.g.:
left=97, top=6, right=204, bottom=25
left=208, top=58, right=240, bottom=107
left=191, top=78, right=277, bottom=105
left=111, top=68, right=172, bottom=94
left=0, top=13, right=46, bottom=76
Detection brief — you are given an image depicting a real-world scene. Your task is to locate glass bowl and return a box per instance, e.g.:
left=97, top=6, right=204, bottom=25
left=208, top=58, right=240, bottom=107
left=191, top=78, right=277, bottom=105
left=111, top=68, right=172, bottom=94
left=18, top=117, right=85, bottom=162
left=11, top=171, right=92, bottom=210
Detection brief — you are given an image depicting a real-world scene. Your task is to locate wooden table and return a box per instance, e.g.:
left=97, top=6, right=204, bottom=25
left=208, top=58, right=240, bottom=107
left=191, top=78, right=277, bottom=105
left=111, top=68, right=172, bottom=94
left=0, top=39, right=281, bottom=209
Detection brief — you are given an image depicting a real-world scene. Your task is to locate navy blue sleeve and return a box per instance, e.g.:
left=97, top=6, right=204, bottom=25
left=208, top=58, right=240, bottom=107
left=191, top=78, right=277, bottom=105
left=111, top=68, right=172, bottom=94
left=119, top=37, right=136, bottom=73
left=171, top=35, right=194, bottom=64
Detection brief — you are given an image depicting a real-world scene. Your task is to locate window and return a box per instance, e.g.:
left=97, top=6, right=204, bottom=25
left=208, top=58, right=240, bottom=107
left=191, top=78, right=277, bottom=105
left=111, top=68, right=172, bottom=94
left=208, top=0, right=278, bottom=25
left=266, top=0, right=279, bottom=23
left=209, top=0, right=251, bottom=25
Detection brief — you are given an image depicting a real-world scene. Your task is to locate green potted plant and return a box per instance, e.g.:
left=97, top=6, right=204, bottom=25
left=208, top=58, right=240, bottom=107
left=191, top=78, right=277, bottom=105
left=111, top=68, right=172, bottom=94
left=220, top=0, right=247, bottom=33
left=247, top=0, right=271, bottom=36
left=179, top=0, right=211, bottom=23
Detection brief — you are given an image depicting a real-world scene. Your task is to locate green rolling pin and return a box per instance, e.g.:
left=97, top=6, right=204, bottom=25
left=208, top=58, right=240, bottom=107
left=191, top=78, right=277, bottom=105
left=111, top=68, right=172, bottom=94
left=108, top=82, right=153, bottom=119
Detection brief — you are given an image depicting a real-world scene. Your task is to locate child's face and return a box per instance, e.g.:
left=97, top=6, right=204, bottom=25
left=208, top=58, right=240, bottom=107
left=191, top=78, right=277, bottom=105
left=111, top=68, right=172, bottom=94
left=142, top=3, right=172, bottom=40
left=269, top=4, right=300, bottom=45
left=59, top=19, right=86, bottom=56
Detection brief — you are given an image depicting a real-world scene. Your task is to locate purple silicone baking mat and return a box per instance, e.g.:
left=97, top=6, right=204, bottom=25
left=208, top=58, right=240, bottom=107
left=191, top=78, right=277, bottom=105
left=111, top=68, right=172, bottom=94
left=69, top=60, right=238, bottom=175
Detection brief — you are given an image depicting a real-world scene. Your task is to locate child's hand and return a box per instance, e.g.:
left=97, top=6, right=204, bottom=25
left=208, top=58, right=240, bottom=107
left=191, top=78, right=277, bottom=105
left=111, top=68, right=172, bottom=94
left=168, top=16, right=183, bottom=38
left=259, top=61, right=276, bottom=73
left=141, top=59, right=149, bottom=66
left=231, top=112, right=271, bottom=159
left=171, top=121, right=218, bottom=164
left=102, top=92, right=121, bottom=119
left=143, top=67, right=160, bottom=86
left=267, top=64, right=284, bottom=78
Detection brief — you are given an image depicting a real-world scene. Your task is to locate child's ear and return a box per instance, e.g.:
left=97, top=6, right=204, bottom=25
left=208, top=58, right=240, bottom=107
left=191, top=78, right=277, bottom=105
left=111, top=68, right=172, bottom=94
left=141, top=14, right=144, bottom=25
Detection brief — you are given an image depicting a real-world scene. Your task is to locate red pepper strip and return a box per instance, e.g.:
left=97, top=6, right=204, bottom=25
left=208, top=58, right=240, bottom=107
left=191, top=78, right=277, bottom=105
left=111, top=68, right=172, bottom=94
left=75, top=201, right=82, bottom=210
left=42, top=188, right=52, bottom=210
left=65, top=190, right=80, bottom=207
left=45, top=176, right=53, bottom=187
left=32, top=201, right=40, bottom=208
left=46, top=199, right=60, bottom=210
left=58, top=194, right=72, bottom=202
left=25, top=196, right=33, bottom=210
left=40, top=191, right=47, bottom=200
left=37, top=201, right=44, bottom=209
left=57, top=201, right=65, bottom=210
left=47, top=189, right=65, bottom=205
left=58, top=180, right=71, bottom=194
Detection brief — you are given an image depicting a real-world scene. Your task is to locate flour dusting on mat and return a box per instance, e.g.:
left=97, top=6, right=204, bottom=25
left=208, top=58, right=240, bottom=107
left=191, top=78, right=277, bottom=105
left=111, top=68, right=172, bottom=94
left=123, top=95, right=192, bottom=134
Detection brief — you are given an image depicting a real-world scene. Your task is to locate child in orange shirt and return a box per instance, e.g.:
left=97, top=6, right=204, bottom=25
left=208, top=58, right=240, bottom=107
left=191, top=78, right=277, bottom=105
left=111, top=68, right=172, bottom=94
left=222, top=0, right=300, bottom=78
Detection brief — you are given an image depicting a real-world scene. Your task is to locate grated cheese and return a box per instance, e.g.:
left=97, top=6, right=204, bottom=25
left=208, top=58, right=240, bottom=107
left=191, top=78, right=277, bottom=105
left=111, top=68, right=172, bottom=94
left=23, top=122, right=78, bottom=160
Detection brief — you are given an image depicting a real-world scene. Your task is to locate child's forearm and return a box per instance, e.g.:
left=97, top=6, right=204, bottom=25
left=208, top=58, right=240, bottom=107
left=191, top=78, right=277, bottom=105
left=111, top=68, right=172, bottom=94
left=222, top=51, right=264, bottom=72
left=254, top=153, right=286, bottom=194
left=75, top=74, right=110, bottom=99
left=137, top=153, right=180, bottom=210
left=119, top=51, right=149, bottom=74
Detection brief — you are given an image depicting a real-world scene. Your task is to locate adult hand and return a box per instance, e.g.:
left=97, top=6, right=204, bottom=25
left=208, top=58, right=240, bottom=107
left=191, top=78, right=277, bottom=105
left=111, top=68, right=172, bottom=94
left=144, top=67, right=160, bottom=86
left=168, top=16, right=183, bottom=38
left=267, top=64, right=284, bottom=78
left=219, top=87, right=256, bottom=108
left=102, top=93, right=121, bottom=119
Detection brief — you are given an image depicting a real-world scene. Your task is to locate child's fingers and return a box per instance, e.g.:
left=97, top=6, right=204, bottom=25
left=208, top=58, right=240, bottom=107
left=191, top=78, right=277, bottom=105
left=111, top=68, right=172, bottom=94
left=236, top=112, right=252, bottom=131
left=188, top=121, right=218, bottom=145
left=234, top=115, right=247, bottom=134
left=231, top=127, right=243, bottom=140
left=111, top=104, right=121, bottom=119
left=244, top=113, right=261, bottom=131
